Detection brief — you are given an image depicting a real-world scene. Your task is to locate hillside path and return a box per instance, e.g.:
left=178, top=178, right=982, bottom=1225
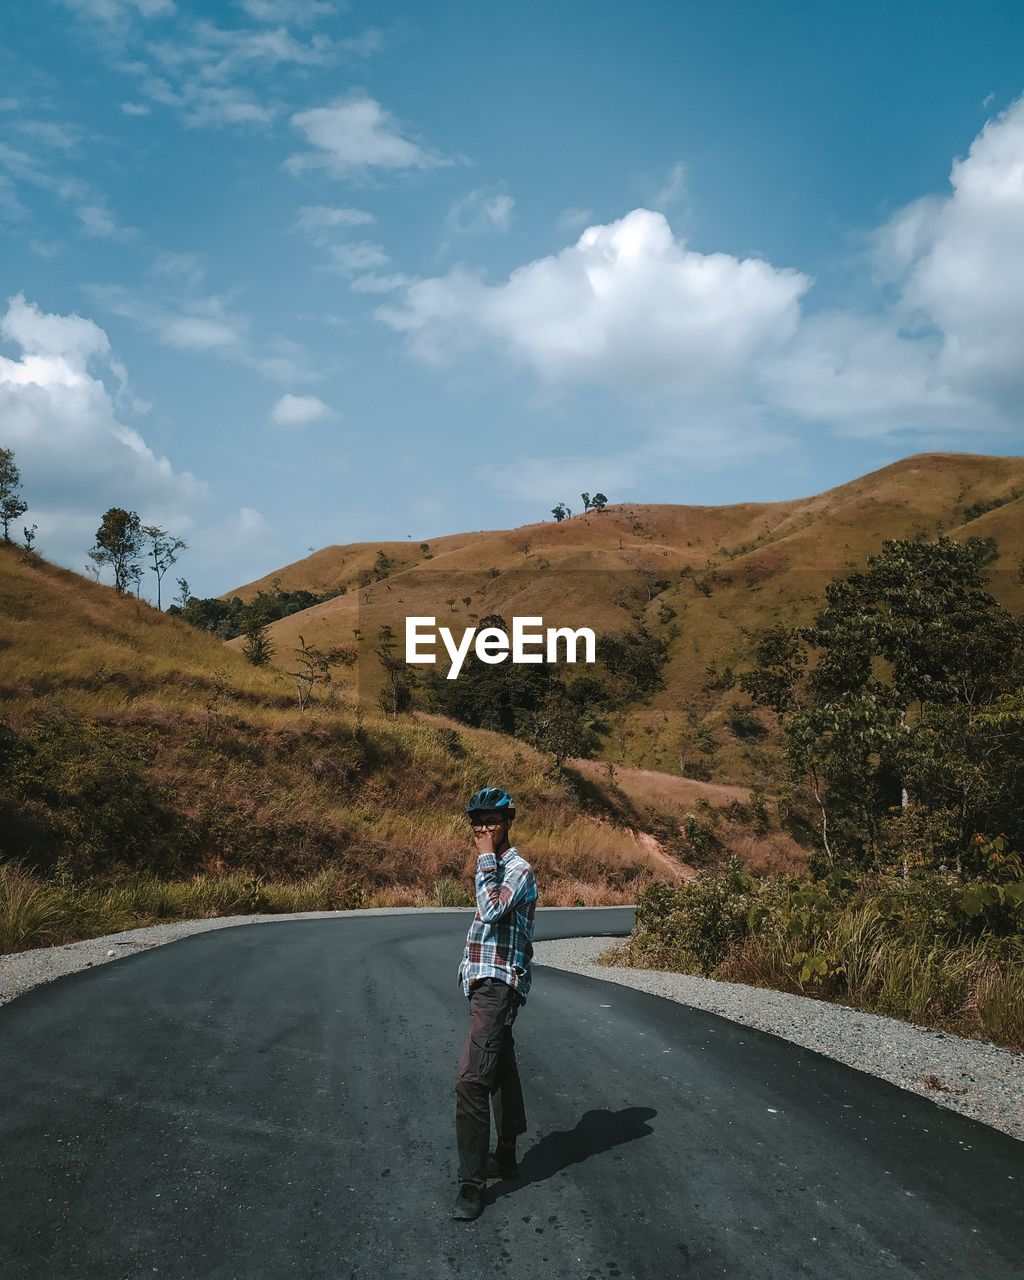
left=2, top=908, right=1021, bottom=1280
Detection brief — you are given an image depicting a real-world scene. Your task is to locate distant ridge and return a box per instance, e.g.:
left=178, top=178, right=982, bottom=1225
left=224, top=452, right=1024, bottom=781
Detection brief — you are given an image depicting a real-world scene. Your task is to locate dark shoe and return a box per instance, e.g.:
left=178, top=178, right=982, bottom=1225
left=486, top=1144, right=519, bottom=1179
left=451, top=1183, right=484, bottom=1220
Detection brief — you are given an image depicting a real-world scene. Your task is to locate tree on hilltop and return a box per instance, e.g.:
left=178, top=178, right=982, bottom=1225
left=0, top=448, right=28, bottom=542
left=89, top=508, right=145, bottom=594
left=142, top=525, right=188, bottom=610
left=551, top=503, right=570, bottom=522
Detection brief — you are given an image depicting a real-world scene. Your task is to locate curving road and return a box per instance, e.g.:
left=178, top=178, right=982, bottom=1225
left=1, top=908, right=1021, bottom=1280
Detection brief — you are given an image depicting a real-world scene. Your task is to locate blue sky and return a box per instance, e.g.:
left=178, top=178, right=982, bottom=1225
left=2, top=0, right=1023, bottom=598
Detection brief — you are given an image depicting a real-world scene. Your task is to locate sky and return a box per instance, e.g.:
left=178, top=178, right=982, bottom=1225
left=1, top=0, right=1024, bottom=599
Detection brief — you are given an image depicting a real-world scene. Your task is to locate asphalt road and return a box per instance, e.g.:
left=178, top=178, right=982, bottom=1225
left=1, top=908, right=1021, bottom=1280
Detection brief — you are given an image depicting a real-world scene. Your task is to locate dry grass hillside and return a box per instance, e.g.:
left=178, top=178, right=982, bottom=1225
left=225, top=452, right=1024, bottom=783
left=0, top=542, right=735, bottom=906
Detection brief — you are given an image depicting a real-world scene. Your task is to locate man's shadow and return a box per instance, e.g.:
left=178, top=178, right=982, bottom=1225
left=489, top=1107, right=657, bottom=1200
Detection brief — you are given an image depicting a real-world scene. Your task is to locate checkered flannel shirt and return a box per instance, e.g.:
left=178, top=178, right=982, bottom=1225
left=457, top=846, right=538, bottom=1005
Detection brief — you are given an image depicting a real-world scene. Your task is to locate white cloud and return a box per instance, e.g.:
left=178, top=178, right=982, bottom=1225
left=379, top=96, right=1024, bottom=460
left=444, top=187, right=515, bottom=239
left=0, top=139, right=132, bottom=239
left=294, top=204, right=375, bottom=247
left=88, top=284, right=247, bottom=351
left=557, top=206, right=593, bottom=233
left=14, top=120, right=82, bottom=150
left=380, top=208, right=810, bottom=392
left=77, top=203, right=126, bottom=238
left=149, top=249, right=207, bottom=289
left=120, top=101, right=152, bottom=115
left=0, top=294, right=203, bottom=563
left=885, top=96, right=1024, bottom=397
left=770, top=94, right=1024, bottom=434
left=287, top=95, right=448, bottom=177
left=653, top=160, right=687, bottom=210
left=327, top=240, right=390, bottom=275
left=349, top=272, right=410, bottom=294
left=237, top=0, right=337, bottom=24
left=59, top=0, right=175, bottom=21
left=271, top=393, right=331, bottom=426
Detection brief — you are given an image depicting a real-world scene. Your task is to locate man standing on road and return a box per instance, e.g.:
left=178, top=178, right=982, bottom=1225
left=452, top=787, right=539, bottom=1222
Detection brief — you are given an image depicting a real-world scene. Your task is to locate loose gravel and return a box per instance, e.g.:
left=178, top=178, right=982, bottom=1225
left=2, top=911, right=1021, bottom=1143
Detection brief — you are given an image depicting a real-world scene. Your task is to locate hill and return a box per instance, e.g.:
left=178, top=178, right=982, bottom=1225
left=223, top=452, right=1024, bottom=782
left=0, top=541, right=742, bottom=920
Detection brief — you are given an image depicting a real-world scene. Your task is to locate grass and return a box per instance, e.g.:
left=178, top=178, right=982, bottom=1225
left=598, top=873, right=1024, bottom=1052
left=0, top=543, right=689, bottom=957
left=0, top=858, right=653, bottom=955
left=222, top=452, right=1024, bottom=782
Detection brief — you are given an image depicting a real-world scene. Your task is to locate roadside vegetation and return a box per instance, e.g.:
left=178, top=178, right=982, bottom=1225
left=602, top=536, right=1024, bottom=1052
left=0, top=540, right=673, bottom=956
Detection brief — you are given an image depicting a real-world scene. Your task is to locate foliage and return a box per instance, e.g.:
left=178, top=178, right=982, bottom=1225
left=422, top=617, right=668, bottom=766
left=241, top=613, right=275, bottom=667
left=623, top=859, right=1024, bottom=1050
left=290, top=634, right=357, bottom=710
left=89, top=508, right=145, bottom=594
left=141, top=525, right=187, bottom=610
left=168, top=580, right=344, bottom=638
left=0, top=447, right=28, bottom=541
left=738, top=536, right=1024, bottom=871
left=0, top=712, right=177, bottom=877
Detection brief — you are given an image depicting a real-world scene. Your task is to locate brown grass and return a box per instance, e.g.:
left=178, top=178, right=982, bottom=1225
left=223, top=452, right=1024, bottom=784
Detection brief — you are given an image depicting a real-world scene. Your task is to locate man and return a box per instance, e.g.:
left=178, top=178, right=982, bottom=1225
left=452, top=786, right=539, bottom=1222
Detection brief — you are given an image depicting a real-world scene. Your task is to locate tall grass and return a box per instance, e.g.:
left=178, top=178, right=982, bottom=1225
left=0, top=859, right=652, bottom=956
left=606, top=870, right=1024, bottom=1052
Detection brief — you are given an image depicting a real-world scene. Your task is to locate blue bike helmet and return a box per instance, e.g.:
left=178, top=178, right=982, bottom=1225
left=465, top=786, right=516, bottom=818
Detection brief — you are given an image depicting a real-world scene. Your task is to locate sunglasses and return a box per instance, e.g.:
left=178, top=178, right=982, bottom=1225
left=468, top=817, right=508, bottom=830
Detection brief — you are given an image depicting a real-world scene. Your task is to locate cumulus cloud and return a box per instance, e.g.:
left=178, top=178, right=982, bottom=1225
left=0, top=293, right=203, bottom=558
left=769, top=95, right=1024, bottom=435
left=270, top=392, right=330, bottom=426
left=882, top=96, right=1024, bottom=397
left=380, top=208, right=810, bottom=393
left=287, top=95, right=448, bottom=177
left=379, top=97, right=1024, bottom=460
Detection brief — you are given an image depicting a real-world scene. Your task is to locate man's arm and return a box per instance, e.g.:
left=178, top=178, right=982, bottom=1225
left=475, top=855, right=531, bottom=924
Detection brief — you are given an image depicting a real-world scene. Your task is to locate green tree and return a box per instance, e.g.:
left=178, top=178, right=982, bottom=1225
left=525, top=686, right=594, bottom=774
left=551, top=503, right=570, bottom=522
left=740, top=536, right=1024, bottom=872
left=581, top=492, right=592, bottom=513
left=0, top=447, right=28, bottom=542
left=591, top=492, right=608, bottom=512
left=241, top=602, right=275, bottom=667
left=88, top=508, right=144, bottom=593
left=375, top=625, right=415, bottom=715
left=142, top=525, right=188, bottom=610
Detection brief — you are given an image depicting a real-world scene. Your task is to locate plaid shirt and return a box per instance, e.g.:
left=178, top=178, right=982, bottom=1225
left=457, top=846, right=538, bottom=1004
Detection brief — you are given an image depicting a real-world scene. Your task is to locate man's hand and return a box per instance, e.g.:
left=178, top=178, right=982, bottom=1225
left=473, top=828, right=499, bottom=856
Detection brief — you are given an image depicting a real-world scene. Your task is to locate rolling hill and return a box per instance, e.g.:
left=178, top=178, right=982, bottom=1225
left=223, top=452, right=1024, bottom=782
left=2, top=541, right=751, bottom=904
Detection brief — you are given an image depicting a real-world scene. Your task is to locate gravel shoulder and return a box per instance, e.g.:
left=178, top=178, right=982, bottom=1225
left=3, top=912, right=1020, bottom=1144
